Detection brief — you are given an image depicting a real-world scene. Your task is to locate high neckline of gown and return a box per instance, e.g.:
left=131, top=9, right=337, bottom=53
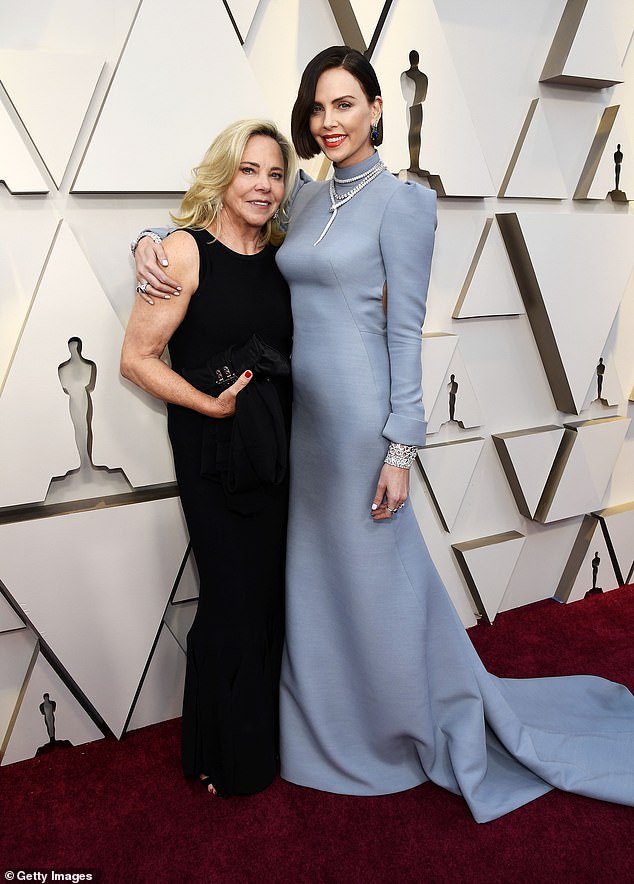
left=331, top=151, right=384, bottom=189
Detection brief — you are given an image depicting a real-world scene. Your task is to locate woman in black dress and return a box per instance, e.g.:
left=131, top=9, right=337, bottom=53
left=121, top=119, right=295, bottom=797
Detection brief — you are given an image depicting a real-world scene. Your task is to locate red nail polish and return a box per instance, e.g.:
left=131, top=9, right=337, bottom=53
left=245, top=370, right=252, bottom=378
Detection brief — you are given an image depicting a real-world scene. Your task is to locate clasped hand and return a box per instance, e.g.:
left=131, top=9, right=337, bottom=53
left=212, top=371, right=253, bottom=418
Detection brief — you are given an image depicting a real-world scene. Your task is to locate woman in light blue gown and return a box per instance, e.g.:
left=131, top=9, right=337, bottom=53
left=133, top=47, right=634, bottom=823
left=275, top=46, right=634, bottom=823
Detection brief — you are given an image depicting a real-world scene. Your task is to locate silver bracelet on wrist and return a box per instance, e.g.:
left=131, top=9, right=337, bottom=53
left=384, top=442, right=418, bottom=469
left=130, top=230, right=163, bottom=254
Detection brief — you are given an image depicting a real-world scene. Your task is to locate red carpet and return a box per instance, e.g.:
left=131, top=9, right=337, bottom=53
left=2, top=588, right=633, bottom=883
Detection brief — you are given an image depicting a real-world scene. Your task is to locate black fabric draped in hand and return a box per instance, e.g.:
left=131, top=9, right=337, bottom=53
left=181, top=333, right=291, bottom=513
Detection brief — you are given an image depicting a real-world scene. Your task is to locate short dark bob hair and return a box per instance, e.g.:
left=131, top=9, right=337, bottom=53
left=291, top=46, right=383, bottom=159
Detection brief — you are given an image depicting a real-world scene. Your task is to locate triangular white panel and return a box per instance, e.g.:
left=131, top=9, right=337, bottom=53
left=581, top=352, right=624, bottom=411
left=0, top=212, right=59, bottom=387
left=0, top=629, right=37, bottom=753
left=372, top=0, right=495, bottom=195
left=0, top=595, right=25, bottom=634
left=227, top=0, right=262, bottom=41
left=164, top=600, right=198, bottom=654
left=453, top=532, right=525, bottom=622
left=453, top=219, right=524, bottom=319
left=500, top=100, right=568, bottom=199
left=515, top=213, right=634, bottom=414
left=500, top=517, right=585, bottom=612
left=173, top=548, right=199, bottom=603
left=2, top=649, right=104, bottom=766
left=425, top=346, right=482, bottom=436
left=565, top=531, right=616, bottom=604
left=0, top=498, right=189, bottom=738
left=0, top=222, right=175, bottom=508
left=349, top=0, right=386, bottom=45
left=573, top=417, right=630, bottom=501
left=0, top=50, right=104, bottom=187
left=544, top=419, right=629, bottom=523
left=542, top=434, right=596, bottom=524
left=126, top=624, right=186, bottom=733
left=74, top=0, right=271, bottom=191
left=418, top=437, right=485, bottom=531
left=559, top=0, right=623, bottom=87
left=0, top=100, right=48, bottom=193
left=493, top=426, right=566, bottom=519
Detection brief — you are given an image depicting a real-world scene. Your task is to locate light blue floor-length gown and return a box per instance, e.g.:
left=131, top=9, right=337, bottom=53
left=276, top=152, right=634, bottom=823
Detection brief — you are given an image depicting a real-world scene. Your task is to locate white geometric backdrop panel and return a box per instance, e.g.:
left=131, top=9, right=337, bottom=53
left=0, top=0, right=632, bottom=765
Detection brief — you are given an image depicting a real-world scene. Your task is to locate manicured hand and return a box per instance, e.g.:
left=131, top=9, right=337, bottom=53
left=214, top=370, right=253, bottom=418
left=135, top=237, right=182, bottom=304
left=371, top=463, right=409, bottom=520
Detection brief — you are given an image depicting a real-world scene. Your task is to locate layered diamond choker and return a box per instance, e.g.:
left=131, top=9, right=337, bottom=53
left=313, top=155, right=386, bottom=246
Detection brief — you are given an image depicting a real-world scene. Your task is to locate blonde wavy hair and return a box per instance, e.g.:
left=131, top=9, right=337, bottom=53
left=171, top=119, right=296, bottom=247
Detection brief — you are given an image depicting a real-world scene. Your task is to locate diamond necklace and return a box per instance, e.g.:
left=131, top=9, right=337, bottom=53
left=313, top=155, right=386, bottom=246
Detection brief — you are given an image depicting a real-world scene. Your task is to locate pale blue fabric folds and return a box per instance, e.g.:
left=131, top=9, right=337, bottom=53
left=276, top=152, right=634, bottom=823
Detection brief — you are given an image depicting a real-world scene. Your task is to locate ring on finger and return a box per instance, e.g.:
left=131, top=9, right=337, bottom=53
left=136, top=281, right=149, bottom=295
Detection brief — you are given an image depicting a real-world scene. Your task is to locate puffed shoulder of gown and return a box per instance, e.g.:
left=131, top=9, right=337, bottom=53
left=287, top=165, right=437, bottom=448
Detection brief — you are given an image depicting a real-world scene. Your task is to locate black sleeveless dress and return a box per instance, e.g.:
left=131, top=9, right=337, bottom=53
left=166, top=229, right=292, bottom=796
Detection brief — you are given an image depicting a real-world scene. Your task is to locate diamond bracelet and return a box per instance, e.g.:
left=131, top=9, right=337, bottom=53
left=130, top=230, right=163, bottom=255
left=384, top=442, right=418, bottom=469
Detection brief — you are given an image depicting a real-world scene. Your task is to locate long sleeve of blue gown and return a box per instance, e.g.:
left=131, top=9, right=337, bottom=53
left=379, top=182, right=436, bottom=447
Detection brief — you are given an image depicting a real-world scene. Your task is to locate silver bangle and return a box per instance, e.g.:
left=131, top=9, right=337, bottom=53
left=384, top=442, right=418, bottom=469
left=130, top=230, right=163, bottom=254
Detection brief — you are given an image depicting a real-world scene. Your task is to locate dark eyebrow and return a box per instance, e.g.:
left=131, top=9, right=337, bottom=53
left=313, top=95, right=356, bottom=106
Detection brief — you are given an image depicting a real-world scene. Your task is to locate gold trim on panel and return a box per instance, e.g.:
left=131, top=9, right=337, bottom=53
left=593, top=500, right=634, bottom=519
left=0, top=483, right=180, bottom=527
left=496, top=213, right=576, bottom=414
left=491, top=427, right=564, bottom=519
left=326, top=0, right=367, bottom=53
left=415, top=455, right=449, bottom=532
left=452, top=218, right=493, bottom=318
left=491, top=435, right=531, bottom=519
left=593, top=500, right=634, bottom=586
left=498, top=99, right=538, bottom=198
left=553, top=513, right=597, bottom=602
left=594, top=514, right=624, bottom=587
left=326, top=0, right=394, bottom=58
left=0, top=633, right=38, bottom=762
left=0, top=579, right=114, bottom=739
left=540, top=0, right=622, bottom=88
left=416, top=437, right=485, bottom=533
left=366, top=0, right=395, bottom=59
left=573, top=105, right=620, bottom=199
left=534, top=427, right=577, bottom=523
left=70, top=0, right=144, bottom=193
left=452, top=531, right=524, bottom=622
left=540, top=0, right=588, bottom=83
